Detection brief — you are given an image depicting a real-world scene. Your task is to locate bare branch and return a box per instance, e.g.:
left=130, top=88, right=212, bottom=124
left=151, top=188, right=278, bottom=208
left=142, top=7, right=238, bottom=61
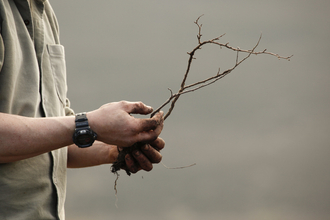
left=151, top=16, right=292, bottom=120
left=112, top=15, right=292, bottom=177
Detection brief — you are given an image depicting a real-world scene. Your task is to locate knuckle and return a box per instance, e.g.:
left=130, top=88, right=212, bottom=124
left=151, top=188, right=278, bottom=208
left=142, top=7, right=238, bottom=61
left=155, top=155, right=162, bottom=163
left=119, top=100, right=128, bottom=107
left=144, top=165, right=153, bottom=172
left=157, top=138, right=165, bottom=150
left=130, top=168, right=139, bottom=174
left=135, top=101, right=145, bottom=111
left=150, top=132, right=159, bottom=141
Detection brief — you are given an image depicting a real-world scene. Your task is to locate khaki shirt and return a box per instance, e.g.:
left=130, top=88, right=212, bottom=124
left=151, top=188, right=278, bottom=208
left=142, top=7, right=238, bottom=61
left=0, top=0, right=74, bottom=219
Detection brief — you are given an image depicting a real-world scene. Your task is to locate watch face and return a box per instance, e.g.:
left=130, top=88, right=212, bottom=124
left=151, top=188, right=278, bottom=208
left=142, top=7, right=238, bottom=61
left=77, top=133, right=93, bottom=145
left=74, top=129, right=96, bottom=147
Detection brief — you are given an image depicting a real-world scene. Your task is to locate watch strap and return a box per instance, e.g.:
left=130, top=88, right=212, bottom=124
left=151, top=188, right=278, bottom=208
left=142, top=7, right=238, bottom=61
left=73, top=112, right=97, bottom=148
left=75, top=112, right=89, bottom=128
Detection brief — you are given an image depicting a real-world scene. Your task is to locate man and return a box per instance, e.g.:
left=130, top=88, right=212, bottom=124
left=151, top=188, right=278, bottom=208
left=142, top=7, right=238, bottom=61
left=0, top=0, right=165, bottom=219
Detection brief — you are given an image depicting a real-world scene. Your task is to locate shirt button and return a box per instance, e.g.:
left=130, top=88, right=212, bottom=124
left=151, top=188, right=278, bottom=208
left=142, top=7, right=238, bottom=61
left=24, top=20, right=30, bottom=26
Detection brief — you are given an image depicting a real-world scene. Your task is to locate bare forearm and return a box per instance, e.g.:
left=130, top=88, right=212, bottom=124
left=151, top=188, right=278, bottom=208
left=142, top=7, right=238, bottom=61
left=0, top=113, right=75, bottom=163
left=67, top=141, right=118, bottom=168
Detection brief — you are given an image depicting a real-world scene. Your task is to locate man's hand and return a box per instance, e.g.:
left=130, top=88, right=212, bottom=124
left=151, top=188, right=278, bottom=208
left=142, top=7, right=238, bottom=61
left=67, top=138, right=165, bottom=170
left=121, top=137, right=165, bottom=174
left=67, top=100, right=165, bottom=170
left=87, top=101, right=164, bottom=147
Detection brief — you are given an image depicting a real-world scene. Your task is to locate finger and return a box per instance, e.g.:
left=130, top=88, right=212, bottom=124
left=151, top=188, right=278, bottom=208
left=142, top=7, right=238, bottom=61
left=149, top=137, right=165, bottom=151
left=135, top=124, right=164, bottom=144
left=136, top=111, right=164, bottom=134
left=125, top=154, right=140, bottom=174
left=151, top=110, right=164, bottom=122
left=141, top=144, right=163, bottom=163
left=123, top=101, right=153, bottom=115
left=132, top=149, right=153, bottom=172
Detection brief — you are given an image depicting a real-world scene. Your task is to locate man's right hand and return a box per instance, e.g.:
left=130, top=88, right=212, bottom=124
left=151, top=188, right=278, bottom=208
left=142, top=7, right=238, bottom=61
left=87, top=101, right=164, bottom=147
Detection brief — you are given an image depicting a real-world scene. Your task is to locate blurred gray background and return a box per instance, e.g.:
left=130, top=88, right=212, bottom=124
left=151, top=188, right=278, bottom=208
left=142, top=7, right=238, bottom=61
left=51, top=0, right=330, bottom=219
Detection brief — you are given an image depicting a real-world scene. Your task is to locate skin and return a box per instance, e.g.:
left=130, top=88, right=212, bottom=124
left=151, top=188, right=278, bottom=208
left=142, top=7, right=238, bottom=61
left=0, top=101, right=165, bottom=173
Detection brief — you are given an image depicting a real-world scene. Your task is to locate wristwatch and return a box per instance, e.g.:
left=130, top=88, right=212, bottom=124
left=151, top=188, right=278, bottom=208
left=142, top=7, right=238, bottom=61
left=72, top=113, right=97, bottom=148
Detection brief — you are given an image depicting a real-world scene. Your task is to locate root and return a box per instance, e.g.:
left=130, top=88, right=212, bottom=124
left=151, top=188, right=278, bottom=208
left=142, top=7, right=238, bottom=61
left=114, top=171, right=119, bottom=208
left=161, top=162, right=197, bottom=169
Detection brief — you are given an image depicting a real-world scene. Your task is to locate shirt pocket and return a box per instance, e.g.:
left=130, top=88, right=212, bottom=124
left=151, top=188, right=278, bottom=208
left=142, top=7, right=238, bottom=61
left=47, top=44, right=67, bottom=107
